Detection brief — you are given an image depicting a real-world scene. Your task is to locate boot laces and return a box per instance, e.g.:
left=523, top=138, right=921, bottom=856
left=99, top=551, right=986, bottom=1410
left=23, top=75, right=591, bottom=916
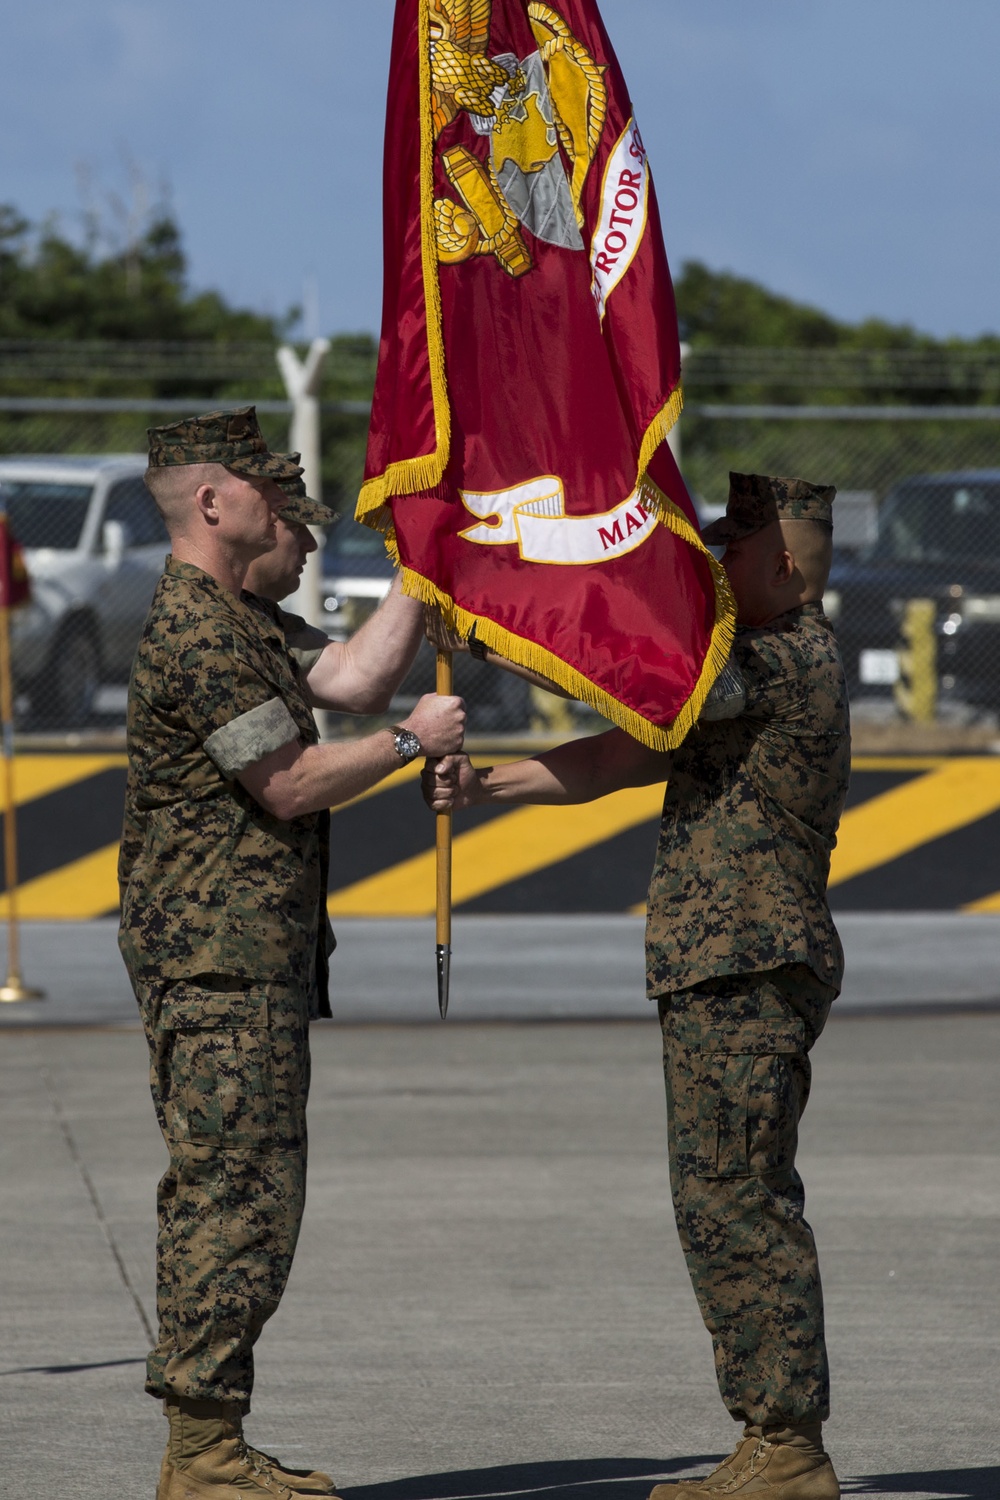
left=701, top=1434, right=755, bottom=1486
left=235, top=1437, right=294, bottom=1497
left=718, top=1437, right=770, bottom=1494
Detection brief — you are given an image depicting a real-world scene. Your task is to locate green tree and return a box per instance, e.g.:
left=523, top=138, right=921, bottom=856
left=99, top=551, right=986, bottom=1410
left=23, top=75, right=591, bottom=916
left=0, top=203, right=376, bottom=489
left=675, top=260, right=943, bottom=352
left=672, top=262, right=1000, bottom=504
left=674, top=260, right=1000, bottom=406
left=0, top=204, right=290, bottom=343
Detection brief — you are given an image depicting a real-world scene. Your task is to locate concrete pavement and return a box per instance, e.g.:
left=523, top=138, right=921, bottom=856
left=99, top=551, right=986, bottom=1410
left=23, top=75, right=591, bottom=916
left=1, top=912, right=999, bottom=1027
left=2, top=1013, right=998, bottom=1498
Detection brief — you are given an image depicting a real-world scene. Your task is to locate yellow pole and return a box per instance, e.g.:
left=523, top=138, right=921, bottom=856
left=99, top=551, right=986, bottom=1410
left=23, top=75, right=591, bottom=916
left=0, top=597, right=43, bottom=1003
left=894, top=598, right=937, bottom=725
left=435, top=649, right=453, bottom=1019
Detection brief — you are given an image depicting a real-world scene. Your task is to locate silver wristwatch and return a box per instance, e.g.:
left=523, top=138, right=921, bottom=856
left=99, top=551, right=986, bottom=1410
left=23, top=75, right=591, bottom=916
left=389, top=725, right=423, bottom=763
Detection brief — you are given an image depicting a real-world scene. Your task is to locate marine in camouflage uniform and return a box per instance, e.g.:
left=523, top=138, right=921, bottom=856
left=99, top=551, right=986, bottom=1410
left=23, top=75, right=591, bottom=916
left=642, top=474, right=848, bottom=1499
left=119, top=419, right=330, bottom=1428
left=649, top=598, right=847, bottom=1407
left=121, top=410, right=462, bottom=1500
left=422, top=472, right=848, bottom=1500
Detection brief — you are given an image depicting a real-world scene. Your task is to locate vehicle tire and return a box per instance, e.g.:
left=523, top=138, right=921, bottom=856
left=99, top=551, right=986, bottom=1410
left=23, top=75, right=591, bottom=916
left=43, top=622, right=102, bottom=728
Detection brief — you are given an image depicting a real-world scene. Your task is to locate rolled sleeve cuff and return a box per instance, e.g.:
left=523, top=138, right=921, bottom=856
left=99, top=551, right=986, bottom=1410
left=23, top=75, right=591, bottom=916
left=205, top=697, right=300, bottom=777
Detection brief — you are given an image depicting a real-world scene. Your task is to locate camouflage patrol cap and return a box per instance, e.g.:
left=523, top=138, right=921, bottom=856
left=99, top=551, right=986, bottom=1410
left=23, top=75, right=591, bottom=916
left=701, top=473, right=837, bottom=545
left=146, top=406, right=303, bottom=481
left=275, top=454, right=339, bottom=527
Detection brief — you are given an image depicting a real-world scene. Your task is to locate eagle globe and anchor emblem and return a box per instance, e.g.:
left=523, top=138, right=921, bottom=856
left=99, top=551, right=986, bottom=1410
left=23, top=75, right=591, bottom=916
left=429, top=0, right=608, bottom=276
left=429, top=3, right=661, bottom=570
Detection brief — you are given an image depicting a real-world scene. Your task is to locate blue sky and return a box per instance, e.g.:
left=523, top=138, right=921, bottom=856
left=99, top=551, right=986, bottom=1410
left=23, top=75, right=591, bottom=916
left=4, top=1, right=997, bottom=340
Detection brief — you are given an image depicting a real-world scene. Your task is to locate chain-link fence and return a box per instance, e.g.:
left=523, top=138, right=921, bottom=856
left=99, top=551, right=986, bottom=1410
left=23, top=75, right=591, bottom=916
left=683, top=403, right=1000, bottom=735
left=2, top=389, right=999, bottom=740
left=0, top=397, right=537, bottom=737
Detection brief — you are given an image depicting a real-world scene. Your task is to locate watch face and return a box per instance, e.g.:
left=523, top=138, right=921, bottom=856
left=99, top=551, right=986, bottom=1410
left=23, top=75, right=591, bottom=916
left=394, top=728, right=422, bottom=762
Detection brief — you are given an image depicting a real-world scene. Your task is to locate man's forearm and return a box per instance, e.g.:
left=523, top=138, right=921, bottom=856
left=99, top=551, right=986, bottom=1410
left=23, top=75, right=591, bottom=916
left=308, top=578, right=424, bottom=712
left=471, top=729, right=672, bottom=806
left=482, top=655, right=574, bottom=698
left=241, top=727, right=406, bottom=818
left=241, top=688, right=465, bottom=818
left=284, top=732, right=408, bottom=812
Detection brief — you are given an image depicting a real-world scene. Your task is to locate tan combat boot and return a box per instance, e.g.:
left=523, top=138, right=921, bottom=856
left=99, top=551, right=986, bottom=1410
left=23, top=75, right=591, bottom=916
left=648, top=1428, right=762, bottom=1497
left=648, top=1424, right=839, bottom=1499
left=162, top=1396, right=341, bottom=1499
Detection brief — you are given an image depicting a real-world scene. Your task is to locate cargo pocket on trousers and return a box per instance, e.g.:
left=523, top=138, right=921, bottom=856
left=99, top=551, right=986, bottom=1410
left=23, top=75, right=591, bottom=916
left=160, top=988, right=276, bottom=1149
left=695, top=1018, right=806, bottom=1179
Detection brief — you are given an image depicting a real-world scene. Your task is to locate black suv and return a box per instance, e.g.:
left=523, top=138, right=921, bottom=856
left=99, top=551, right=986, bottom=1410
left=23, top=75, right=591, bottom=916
left=825, top=470, right=1000, bottom=710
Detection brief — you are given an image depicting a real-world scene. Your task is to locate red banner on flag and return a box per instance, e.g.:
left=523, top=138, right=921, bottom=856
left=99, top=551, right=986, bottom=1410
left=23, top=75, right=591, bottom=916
left=0, top=513, right=31, bottom=610
left=360, top=0, right=734, bottom=748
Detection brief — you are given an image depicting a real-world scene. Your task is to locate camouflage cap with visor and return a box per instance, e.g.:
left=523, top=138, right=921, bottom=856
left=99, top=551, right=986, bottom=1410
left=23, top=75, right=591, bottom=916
left=275, top=454, right=339, bottom=527
left=146, top=406, right=303, bottom=481
left=701, top=472, right=837, bottom=546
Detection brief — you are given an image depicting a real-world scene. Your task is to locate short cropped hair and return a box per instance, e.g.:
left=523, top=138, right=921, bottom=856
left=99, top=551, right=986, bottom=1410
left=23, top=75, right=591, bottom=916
left=780, top=517, right=834, bottom=594
left=143, top=462, right=225, bottom=534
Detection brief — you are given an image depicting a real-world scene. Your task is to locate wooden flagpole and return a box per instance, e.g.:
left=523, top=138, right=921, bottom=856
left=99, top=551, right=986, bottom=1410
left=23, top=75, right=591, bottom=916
left=0, top=580, right=43, bottom=1004
left=435, top=649, right=453, bottom=1019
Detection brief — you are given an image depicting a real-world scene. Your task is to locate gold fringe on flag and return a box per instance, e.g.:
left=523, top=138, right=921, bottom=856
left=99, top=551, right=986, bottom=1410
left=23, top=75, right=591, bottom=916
left=636, top=384, right=685, bottom=491
left=357, top=0, right=736, bottom=750
left=357, top=0, right=450, bottom=518
left=392, top=479, right=736, bottom=754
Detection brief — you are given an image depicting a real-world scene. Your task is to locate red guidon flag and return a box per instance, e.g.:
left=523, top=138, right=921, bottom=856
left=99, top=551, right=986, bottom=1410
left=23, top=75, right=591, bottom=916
left=0, top=512, right=31, bottom=609
left=359, top=0, right=734, bottom=748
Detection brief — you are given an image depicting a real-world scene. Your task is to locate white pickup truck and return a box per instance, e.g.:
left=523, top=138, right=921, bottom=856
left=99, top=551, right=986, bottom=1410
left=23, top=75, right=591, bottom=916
left=0, top=455, right=167, bottom=726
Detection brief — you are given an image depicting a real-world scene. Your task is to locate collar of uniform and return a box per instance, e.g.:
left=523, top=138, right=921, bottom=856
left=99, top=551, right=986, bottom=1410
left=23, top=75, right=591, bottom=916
left=163, top=556, right=285, bottom=646
left=737, top=601, right=826, bottom=640
left=771, top=601, right=828, bottom=633
left=245, top=591, right=280, bottom=623
left=243, top=592, right=288, bottom=649
left=769, top=601, right=825, bottom=624
left=164, top=554, right=231, bottom=595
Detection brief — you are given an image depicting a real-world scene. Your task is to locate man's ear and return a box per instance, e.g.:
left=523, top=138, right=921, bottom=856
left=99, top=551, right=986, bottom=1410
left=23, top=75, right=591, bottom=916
left=773, top=548, right=795, bottom=584
left=194, top=483, right=220, bottom=525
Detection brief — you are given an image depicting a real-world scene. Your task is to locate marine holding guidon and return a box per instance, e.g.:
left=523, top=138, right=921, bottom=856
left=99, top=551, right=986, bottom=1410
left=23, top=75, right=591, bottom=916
left=120, top=406, right=464, bottom=1500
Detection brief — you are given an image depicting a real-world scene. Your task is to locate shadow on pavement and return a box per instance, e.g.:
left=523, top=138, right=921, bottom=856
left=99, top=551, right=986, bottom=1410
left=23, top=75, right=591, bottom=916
left=0, top=1357, right=145, bottom=1377
left=345, top=1459, right=1000, bottom=1500
left=345, top=1459, right=713, bottom=1500
left=844, top=1469, right=1000, bottom=1498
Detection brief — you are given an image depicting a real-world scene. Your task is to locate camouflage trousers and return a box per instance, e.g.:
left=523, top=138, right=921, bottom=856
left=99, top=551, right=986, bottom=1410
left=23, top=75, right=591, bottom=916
left=134, top=974, right=311, bottom=1412
left=656, top=964, right=835, bottom=1427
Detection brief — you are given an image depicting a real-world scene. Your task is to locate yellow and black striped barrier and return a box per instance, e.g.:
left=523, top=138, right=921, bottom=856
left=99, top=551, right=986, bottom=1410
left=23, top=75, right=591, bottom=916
left=3, top=752, right=1000, bottom=919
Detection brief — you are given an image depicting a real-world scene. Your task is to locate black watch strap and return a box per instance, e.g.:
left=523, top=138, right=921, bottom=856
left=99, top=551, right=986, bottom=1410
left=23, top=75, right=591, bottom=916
left=468, top=624, right=490, bottom=661
left=388, top=725, right=422, bottom=763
